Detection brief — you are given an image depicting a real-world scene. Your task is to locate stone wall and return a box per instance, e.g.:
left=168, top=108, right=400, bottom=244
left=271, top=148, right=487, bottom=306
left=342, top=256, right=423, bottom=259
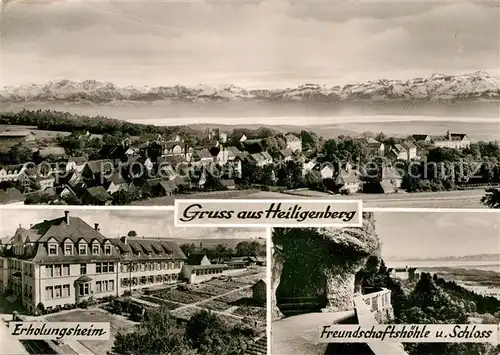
left=272, top=212, right=381, bottom=318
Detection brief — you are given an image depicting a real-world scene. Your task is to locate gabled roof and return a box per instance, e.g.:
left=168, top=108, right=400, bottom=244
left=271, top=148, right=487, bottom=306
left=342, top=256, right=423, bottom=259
left=381, top=166, right=402, bottom=180
left=226, top=146, right=242, bottom=156
left=84, top=160, right=114, bottom=174
left=38, top=147, right=66, bottom=158
left=279, top=148, right=293, bottom=158
left=85, top=186, right=112, bottom=202
left=401, top=140, right=416, bottom=149
left=411, top=134, right=431, bottom=141
left=0, top=188, right=25, bottom=204
left=159, top=180, right=177, bottom=192
left=105, top=173, right=126, bottom=185
left=186, top=254, right=208, bottom=265
left=29, top=216, right=107, bottom=243
left=111, top=238, right=186, bottom=260
left=195, top=149, right=213, bottom=159
left=0, top=130, right=35, bottom=138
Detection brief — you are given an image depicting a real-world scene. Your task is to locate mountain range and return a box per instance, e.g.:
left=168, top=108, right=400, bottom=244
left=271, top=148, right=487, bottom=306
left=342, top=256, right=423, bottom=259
left=1, top=71, right=499, bottom=104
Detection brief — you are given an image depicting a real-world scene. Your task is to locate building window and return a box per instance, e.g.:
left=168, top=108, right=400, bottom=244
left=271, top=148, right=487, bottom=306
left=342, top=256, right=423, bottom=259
left=54, top=285, right=62, bottom=298
left=79, top=244, right=87, bottom=255
left=46, top=286, right=54, bottom=300
left=63, top=264, right=70, bottom=276
left=64, top=244, right=73, bottom=255
left=92, top=244, right=100, bottom=255
left=104, top=245, right=112, bottom=255
left=46, top=265, right=53, bottom=277
left=63, top=285, right=70, bottom=297
left=96, top=263, right=102, bottom=273
left=54, top=264, right=61, bottom=277
left=96, top=281, right=102, bottom=293
left=80, top=264, right=87, bottom=275
left=48, top=244, right=57, bottom=256
left=109, top=263, right=114, bottom=273
left=109, top=280, right=114, bottom=291
left=79, top=283, right=90, bottom=296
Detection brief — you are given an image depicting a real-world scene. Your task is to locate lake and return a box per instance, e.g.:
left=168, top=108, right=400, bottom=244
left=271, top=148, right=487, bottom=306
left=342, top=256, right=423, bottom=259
left=386, top=260, right=500, bottom=273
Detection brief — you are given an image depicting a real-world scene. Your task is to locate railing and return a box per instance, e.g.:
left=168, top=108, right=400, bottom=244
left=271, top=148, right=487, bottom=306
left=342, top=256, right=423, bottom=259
left=354, top=292, right=408, bottom=355
left=361, top=288, right=392, bottom=314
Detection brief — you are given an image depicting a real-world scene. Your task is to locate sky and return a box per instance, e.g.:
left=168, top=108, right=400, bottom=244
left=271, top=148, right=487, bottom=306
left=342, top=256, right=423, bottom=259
left=0, top=208, right=265, bottom=241
left=375, top=211, right=500, bottom=260
left=1, top=0, right=499, bottom=88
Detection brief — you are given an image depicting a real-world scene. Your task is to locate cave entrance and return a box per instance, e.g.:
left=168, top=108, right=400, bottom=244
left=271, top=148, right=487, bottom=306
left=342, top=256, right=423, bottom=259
left=276, top=258, right=327, bottom=316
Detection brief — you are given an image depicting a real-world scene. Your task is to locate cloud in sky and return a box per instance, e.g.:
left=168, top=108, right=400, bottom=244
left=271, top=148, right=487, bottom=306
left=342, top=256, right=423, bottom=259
left=375, top=211, right=500, bottom=259
left=0, top=208, right=264, bottom=241
left=2, top=0, right=499, bottom=87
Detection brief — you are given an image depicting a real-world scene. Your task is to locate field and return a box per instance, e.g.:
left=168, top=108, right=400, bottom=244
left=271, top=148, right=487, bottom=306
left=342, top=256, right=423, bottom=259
left=131, top=186, right=487, bottom=208
left=46, top=309, right=135, bottom=355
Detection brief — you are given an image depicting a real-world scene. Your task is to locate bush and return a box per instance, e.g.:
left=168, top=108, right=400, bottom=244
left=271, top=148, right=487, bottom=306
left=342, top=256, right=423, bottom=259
left=340, top=188, right=351, bottom=195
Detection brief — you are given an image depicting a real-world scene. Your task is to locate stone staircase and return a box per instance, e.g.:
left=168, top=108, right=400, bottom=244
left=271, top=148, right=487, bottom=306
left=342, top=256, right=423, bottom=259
left=245, top=335, right=267, bottom=355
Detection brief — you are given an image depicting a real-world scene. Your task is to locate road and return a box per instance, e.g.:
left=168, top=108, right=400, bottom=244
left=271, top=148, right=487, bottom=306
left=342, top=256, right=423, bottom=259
left=134, top=188, right=488, bottom=208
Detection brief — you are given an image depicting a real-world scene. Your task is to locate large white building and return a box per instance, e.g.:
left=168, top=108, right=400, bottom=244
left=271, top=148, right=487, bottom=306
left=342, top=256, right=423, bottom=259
left=0, top=211, right=186, bottom=313
left=433, top=131, right=471, bottom=150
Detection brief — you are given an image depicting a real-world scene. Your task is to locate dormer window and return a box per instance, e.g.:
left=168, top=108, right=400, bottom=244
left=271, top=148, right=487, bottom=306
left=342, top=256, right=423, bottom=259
left=48, top=243, right=58, bottom=256
left=92, top=243, right=100, bottom=255
left=104, top=242, right=112, bottom=256
left=64, top=243, right=73, bottom=255
left=79, top=242, right=87, bottom=255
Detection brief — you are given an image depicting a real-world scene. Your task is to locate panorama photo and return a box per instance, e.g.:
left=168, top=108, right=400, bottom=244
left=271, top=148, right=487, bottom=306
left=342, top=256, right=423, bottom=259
left=271, top=211, right=500, bottom=355
left=0, top=207, right=268, bottom=355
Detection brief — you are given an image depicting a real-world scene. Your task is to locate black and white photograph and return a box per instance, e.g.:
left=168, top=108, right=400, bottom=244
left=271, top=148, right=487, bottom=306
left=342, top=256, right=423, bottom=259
left=0, top=207, right=267, bottom=355
left=1, top=2, right=499, bottom=208
left=271, top=211, right=500, bottom=355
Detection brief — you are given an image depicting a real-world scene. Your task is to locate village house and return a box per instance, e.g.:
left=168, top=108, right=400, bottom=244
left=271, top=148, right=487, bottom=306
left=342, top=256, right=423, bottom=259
left=279, top=148, right=294, bottom=162
left=35, top=147, right=66, bottom=161
left=192, top=149, right=214, bottom=164
left=246, top=152, right=273, bottom=167
left=388, top=267, right=417, bottom=281
left=81, top=160, right=115, bottom=185
left=0, top=164, right=26, bottom=182
left=64, top=156, right=87, bottom=173
left=379, top=166, right=403, bottom=193
left=319, top=164, right=335, bottom=180
left=433, top=130, right=471, bottom=150
left=302, top=159, right=317, bottom=176
left=284, top=134, right=302, bottom=152
left=0, top=130, right=36, bottom=143
left=334, top=163, right=362, bottom=194
left=367, top=138, right=385, bottom=156
left=411, top=134, right=432, bottom=143
left=103, top=173, right=128, bottom=195
left=388, top=141, right=418, bottom=161
left=81, top=186, right=112, bottom=205
left=0, top=211, right=186, bottom=312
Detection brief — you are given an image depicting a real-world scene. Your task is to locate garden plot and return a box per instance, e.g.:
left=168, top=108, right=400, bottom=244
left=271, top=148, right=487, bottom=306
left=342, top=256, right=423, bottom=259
left=198, top=300, right=232, bottom=312
left=233, top=306, right=267, bottom=321
left=140, top=296, right=181, bottom=310
left=152, top=289, right=207, bottom=304
left=191, top=285, right=230, bottom=297
left=218, top=289, right=252, bottom=303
